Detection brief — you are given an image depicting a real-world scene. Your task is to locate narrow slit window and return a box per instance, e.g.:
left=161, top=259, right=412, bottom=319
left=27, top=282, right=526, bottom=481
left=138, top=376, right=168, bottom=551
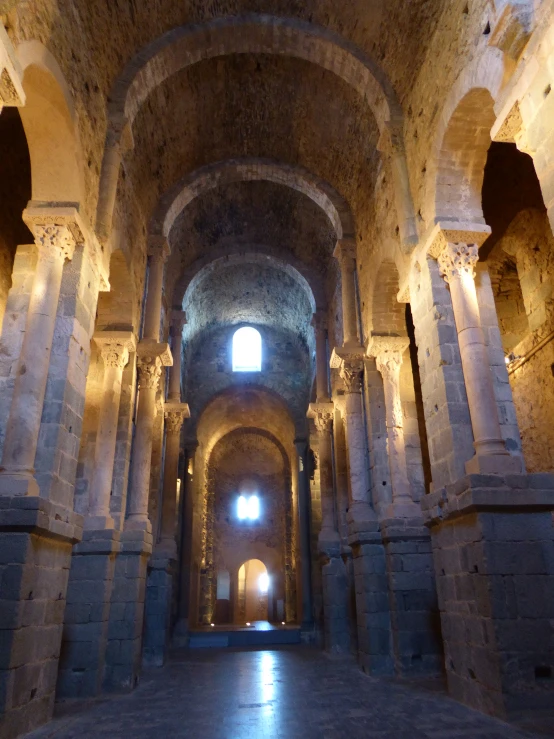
left=232, top=327, right=262, bottom=372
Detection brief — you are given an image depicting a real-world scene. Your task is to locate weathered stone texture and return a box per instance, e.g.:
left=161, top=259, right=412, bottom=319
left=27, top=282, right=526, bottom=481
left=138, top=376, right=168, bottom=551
left=423, top=474, right=554, bottom=717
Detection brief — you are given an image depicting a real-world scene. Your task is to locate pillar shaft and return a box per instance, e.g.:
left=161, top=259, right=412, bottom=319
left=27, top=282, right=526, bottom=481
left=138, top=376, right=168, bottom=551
left=126, top=345, right=172, bottom=531
left=368, top=336, right=418, bottom=517
left=335, top=357, right=375, bottom=524
left=158, top=404, right=189, bottom=557
left=87, top=333, right=135, bottom=528
left=308, top=403, right=337, bottom=548
left=142, top=239, right=170, bottom=342
left=333, top=240, right=358, bottom=346
left=437, top=242, right=518, bottom=474
left=294, top=439, right=314, bottom=628
left=312, top=312, right=329, bottom=401
left=0, top=222, right=75, bottom=492
left=168, top=310, right=186, bottom=402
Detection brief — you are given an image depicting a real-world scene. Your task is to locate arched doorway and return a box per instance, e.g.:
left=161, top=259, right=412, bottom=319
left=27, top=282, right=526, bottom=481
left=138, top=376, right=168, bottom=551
left=237, top=559, right=269, bottom=624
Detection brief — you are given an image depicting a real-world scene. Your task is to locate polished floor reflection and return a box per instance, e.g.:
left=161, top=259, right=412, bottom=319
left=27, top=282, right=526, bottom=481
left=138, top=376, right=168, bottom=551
left=28, top=647, right=548, bottom=739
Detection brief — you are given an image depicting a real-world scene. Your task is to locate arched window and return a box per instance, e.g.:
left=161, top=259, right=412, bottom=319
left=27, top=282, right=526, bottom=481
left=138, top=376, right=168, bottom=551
left=232, top=327, right=262, bottom=372
left=237, top=494, right=260, bottom=520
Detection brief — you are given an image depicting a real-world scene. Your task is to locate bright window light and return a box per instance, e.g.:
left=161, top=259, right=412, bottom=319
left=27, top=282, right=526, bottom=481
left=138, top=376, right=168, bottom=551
left=232, top=327, right=262, bottom=372
left=237, top=494, right=260, bottom=520
left=259, top=573, right=269, bottom=593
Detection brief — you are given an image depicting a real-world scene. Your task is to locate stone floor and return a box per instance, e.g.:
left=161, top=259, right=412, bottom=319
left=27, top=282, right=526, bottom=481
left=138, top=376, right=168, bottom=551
left=28, top=647, right=553, bottom=739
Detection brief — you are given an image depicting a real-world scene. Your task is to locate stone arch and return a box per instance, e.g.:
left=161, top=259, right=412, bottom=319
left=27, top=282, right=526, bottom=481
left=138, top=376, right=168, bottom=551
left=180, top=252, right=319, bottom=316
left=427, top=47, right=505, bottom=225
left=16, top=40, right=84, bottom=204
left=107, top=15, right=401, bottom=140
left=98, top=15, right=417, bottom=246
left=153, top=158, right=355, bottom=242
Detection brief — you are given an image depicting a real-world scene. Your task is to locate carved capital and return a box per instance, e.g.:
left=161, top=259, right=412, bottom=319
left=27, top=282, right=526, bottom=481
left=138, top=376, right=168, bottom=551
left=164, top=402, right=190, bottom=435
left=137, top=355, right=163, bottom=390
left=308, top=402, right=334, bottom=434
left=136, top=340, right=172, bottom=391
left=22, top=205, right=89, bottom=263
left=437, top=242, right=479, bottom=284
left=165, top=410, right=186, bottom=435
left=95, top=331, right=136, bottom=371
left=340, top=359, right=364, bottom=394
left=32, top=224, right=76, bottom=262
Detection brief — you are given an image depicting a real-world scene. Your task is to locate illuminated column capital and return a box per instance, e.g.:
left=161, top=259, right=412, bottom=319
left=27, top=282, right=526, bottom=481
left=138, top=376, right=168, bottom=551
left=425, top=224, right=520, bottom=474
left=437, top=242, right=479, bottom=284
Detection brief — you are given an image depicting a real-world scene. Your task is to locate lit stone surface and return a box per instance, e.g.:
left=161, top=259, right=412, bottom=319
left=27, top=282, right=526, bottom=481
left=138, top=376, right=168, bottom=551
left=1, top=3, right=554, bottom=737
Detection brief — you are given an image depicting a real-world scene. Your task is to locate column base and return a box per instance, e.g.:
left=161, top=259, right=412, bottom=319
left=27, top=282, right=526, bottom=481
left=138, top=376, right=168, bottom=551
left=142, top=553, right=177, bottom=668
left=124, top=515, right=152, bottom=535
left=380, top=518, right=443, bottom=677
left=171, top=618, right=190, bottom=648
left=0, top=473, right=40, bottom=497
left=103, top=529, right=152, bottom=692
left=0, top=496, right=82, bottom=739
left=465, top=453, right=523, bottom=475
left=321, top=552, right=351, bottom=654
left=422, top=472, right=554, bottom=718
left=57, top=528, right=120, bottom=700
left=348, top=517, right=394, bottom=676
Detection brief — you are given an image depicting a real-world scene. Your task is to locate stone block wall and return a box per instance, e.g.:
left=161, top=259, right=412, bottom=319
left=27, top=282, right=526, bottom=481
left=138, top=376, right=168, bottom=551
left=57, top=532, right=119, bottom=699
left=351, top=535, right=393, bottom=676
left=35, top=249, right=101, bottom=509
left=424, top=474, right=554, bottom=717
left=0, top=500, right=79, bottom=739
left=103, top=536, right=151, bottom=692
left=381, top=523, right=443, bottom=676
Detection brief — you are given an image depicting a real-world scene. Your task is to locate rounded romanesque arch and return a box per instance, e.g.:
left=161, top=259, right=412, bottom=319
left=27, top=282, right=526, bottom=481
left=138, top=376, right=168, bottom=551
left=16, top=40, right=85, bottom=205
left=427, top=47, right=505, bottom=225
left=107, top=14, right=401, bottom=139
left=152, top=157, right=355, bottom=242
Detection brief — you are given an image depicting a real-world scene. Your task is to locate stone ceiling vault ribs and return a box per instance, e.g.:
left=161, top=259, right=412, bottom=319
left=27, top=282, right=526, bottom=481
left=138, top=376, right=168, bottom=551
left=108, top=14, right=401, bottom=141
left=173, top=244, right=326, bottom=311
left=97, top=13, right=418, bottom=248
left=151, top=157, right=355, bottom=242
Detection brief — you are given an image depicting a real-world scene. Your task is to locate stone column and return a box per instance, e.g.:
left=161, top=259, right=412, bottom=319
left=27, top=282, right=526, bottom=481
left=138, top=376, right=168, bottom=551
left=0, top=216, right=77, bottom=496
left=57, top=331, right=136, bottom=699
left=157, top=405, right=190, bottom=557
left=142, top=237, right=170, bottom=342
left=312, top=311, right=330, bottom=401
left=308, top=403, right=349, bottom=652
left=331, top=347, right=392, bottom=674
left=126, top=347, right=171, bottom=531
left=434, top=238, right=521, bottom=474
left=0, top=208, right=94, bottom=737
left=87, top=332, right=135, bottom=529
left=308, top=405, right=337, bottom=547
left=367, top=336, right=442, bottom=676
left=333, top=239, right=359, bottom=347
left=104, top=238, right=172, bottom=690
left=331, top=350, right=375, bottom=527
left=367, top=336, right=419, bottom=518
left=167, top=310, right=186, bottom=402
left=294, top=439, right=314, bottom=630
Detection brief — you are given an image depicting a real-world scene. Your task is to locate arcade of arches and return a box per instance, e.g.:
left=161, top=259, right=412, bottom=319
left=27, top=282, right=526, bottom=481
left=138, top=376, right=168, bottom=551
left=0, top=2, right=554, bottom=737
